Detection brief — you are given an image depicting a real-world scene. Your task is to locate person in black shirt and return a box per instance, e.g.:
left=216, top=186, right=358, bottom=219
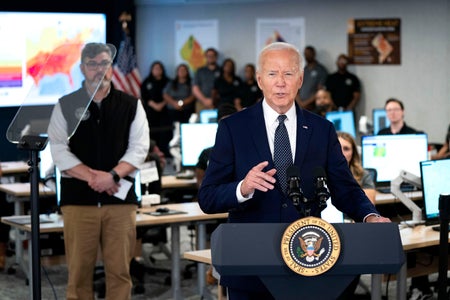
left=377, top=98, right=419, bottom=135
left=239, top=63, right=262, bottom=109
left=325, top=54, right=361, bottom=111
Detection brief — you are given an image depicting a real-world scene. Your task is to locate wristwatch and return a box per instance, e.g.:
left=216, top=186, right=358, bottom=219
left=177, top=99, right=184, bottom=107
left=109, top=169, right=120, bottom=183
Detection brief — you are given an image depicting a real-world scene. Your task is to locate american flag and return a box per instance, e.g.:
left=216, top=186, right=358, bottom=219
left=112, top=34, right=142, bottom=98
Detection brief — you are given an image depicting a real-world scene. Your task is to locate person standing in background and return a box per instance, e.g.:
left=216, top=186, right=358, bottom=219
left=192, top=48, right=221, bottom=113
left=211, top=58, right=242, bottom=111
left=163, top=63, right=195, bottom=124
left=296, top=46, right=328, bottom=111
left=48, top=43, right=149, bottom=300
left=239, top=63, right=263, bottom=109
left=325, top=54, right=361, bottom=111
left=141, top=61, right=171, bottom=157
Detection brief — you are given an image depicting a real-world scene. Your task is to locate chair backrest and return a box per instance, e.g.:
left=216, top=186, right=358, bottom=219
left=364, top=168, right=377, bottom=184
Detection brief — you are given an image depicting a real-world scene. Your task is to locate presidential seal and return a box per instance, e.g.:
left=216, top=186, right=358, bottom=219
left=281, top=216, right=341, bottom=276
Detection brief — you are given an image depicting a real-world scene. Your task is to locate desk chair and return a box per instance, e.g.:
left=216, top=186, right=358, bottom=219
left=365, top=168, right=377, bottom=184
left=138, top=149, right=172, bottom=285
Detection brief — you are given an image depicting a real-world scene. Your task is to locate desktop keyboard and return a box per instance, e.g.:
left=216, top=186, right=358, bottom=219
left=431, top=224, right=450, bottom=232
left=377, top=185, right=417, bottom=194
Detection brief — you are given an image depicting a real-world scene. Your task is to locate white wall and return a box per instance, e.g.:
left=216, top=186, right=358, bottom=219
left=135, top=0, right=450, bottom=143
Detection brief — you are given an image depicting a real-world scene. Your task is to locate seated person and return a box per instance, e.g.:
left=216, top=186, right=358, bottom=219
left=431, top=123, right=450, bottom=160
left=377, top=98, right=419, bottom=135
left=313, top=88, right=336, bottom=117
left=337, top=131, right=376, bottom=204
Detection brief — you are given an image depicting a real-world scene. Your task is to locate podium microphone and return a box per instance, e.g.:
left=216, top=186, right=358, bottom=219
left=314, top=167, right=330, bottom=211
left=287, top=165, right=305, bottom=207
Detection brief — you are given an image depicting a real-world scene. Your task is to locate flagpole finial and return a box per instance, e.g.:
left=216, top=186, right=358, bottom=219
left=119, top=12, right=132, bottom=35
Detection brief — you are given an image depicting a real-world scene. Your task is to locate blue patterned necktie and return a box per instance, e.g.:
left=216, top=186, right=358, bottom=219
left=273, top=115, right=293, bottom=194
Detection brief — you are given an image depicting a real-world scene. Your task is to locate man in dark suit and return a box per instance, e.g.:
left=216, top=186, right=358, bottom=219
left=198, top=42, right=390, bottom=300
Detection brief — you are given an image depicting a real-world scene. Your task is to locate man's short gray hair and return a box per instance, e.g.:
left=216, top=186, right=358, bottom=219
left=81, top=42, right=113, bottom=62
left=257, top=42, right=303, bottom=72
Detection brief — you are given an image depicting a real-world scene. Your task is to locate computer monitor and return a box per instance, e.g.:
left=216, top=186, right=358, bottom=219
left=361, top=134, right=428, bottom=185
left=325, top=110, right=357, bottom=138
left=180, top=123, right=218, bottom=168
left=420, top=158, right=450, bottom=225
left=199, top=109, right=218, bottom=123
left=372, top=108, right=390, bottom=135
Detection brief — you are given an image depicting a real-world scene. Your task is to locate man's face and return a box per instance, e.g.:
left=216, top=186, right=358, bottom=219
left=205, top=50, right=217, bottom=66
left=315, top=89, right=332, bottom=108
left=80, top=51, right=113, bottom=91
left=385, top=101, right=404, bottom=123
left=256, top=48, right=303, bottom=114
left=304, top=48, right=314, bottom=64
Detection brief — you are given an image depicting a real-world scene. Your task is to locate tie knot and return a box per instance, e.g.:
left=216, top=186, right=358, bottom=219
left=278, top=115, right=287, bottom=124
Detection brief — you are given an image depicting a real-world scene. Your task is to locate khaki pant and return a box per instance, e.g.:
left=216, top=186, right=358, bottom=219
left=61, top=205, right=137, bottom=300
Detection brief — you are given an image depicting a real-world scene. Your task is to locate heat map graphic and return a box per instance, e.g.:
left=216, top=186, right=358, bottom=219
left=180, top=35, right=206, bottom=71
left=26, top=29, right=92, bottom=91
left=0, top=12, right=106, bottom=107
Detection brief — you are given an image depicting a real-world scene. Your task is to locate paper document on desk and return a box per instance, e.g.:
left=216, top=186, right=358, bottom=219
left=114, top=178, right=133, bottom=200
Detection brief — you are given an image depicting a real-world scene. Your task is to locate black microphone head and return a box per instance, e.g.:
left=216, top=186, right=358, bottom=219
left=287, top=165, right=300, bottom=178
left=313, top=166, right=326, bottom=179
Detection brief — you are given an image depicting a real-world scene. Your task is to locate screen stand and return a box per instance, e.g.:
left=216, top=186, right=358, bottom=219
left=17, top=135, right=48, bottom=300
left=391, top=170, right=424, bottom=227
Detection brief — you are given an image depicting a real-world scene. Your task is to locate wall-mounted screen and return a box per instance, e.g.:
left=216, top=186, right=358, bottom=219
left=0, top=12, right=106, bottom=107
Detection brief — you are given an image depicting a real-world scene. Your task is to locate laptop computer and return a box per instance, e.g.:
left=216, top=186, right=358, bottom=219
left=420, top=158, right=450, bottom=227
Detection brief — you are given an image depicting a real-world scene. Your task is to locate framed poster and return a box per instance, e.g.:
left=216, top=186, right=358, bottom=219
left=256, top=18, right=305, bottom=58
left=175, top=20, right=219, bottom=72
left=348, top=18, right=401, bottom=65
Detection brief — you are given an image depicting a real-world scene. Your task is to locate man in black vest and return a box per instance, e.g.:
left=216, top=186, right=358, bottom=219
left=48, top=43, right=149, bottom=300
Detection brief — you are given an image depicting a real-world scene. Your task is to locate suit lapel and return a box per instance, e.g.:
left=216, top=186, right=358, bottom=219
left=294, top=105, right=312, bottom=167
left=249, top=102, right=274, bottom=169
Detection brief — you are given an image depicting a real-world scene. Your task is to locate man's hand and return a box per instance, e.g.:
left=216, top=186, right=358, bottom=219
left=240, top=161, right=277, bottom=197
left=365, top=215, right=391, bottom=223
left=88, top=169, right=119, bottom=195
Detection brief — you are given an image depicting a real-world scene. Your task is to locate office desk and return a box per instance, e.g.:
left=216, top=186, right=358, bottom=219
left=161, top=175, right=197, bottom=189
left=375, top=190, right=422, bottom=205
left=0, top=182, right=55, bottom=274
left=2, top=202, right=227, bottom=300
left=0, top=161, right=29, bottom=176
left=184, top=249, right=224, bottom=300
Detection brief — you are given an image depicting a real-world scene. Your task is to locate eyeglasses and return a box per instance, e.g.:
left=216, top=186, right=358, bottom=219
left=84, top=60, right=112, bottom=70
left=386, top=108, right=402, bottom=113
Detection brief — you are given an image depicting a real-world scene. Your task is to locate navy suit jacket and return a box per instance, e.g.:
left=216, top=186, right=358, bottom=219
left=198, top=101, right=379, bottom=291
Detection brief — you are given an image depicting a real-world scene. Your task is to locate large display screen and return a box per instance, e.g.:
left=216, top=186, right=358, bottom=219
left=0, top=12, right=106, bottom=107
